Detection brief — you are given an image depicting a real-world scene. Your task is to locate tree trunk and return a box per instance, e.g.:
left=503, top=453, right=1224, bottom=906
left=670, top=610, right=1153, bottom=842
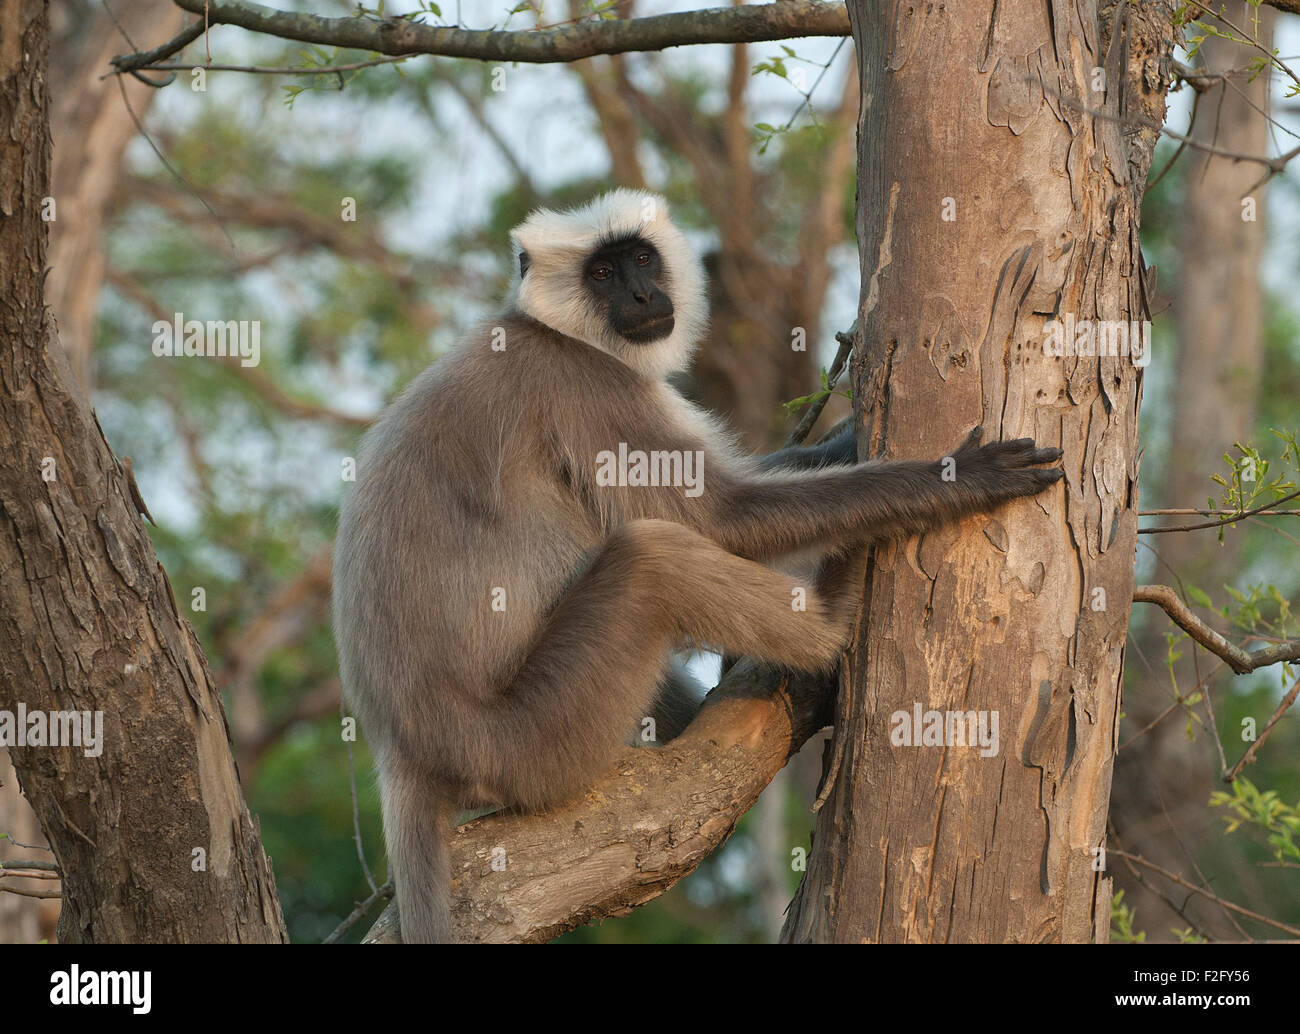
left=0, top=0, right=287, bottom=943
left=783, top=0, right=1171, bottom=942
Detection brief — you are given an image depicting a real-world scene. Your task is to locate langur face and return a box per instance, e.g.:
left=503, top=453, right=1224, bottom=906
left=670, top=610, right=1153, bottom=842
left=582, top=236, right=676, bottom=343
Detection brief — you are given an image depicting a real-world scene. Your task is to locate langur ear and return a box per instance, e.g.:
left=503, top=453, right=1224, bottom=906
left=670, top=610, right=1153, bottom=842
left=518, top=251, right=531, bottom=278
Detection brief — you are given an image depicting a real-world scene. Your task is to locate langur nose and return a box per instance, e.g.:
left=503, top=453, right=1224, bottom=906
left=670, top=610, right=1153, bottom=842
left=632, top=290, right=651, bottom=304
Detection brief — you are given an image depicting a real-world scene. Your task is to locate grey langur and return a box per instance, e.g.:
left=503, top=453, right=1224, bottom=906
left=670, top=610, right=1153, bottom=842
left=332, top=189, right=1064, bottom=942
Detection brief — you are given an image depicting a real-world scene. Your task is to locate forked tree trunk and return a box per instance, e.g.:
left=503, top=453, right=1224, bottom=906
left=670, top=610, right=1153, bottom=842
left=0, top=0, right=286, bottom=943
left=783, top=0, right=1172, bottom=942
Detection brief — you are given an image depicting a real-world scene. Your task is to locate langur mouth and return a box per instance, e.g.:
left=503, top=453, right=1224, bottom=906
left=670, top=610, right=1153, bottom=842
left=621, top=315, right=675, bottom=343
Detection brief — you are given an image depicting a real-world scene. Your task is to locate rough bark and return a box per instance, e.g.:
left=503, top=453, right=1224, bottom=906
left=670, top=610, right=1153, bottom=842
left=0, top=0, right=286, bottom=943
left=0, top=4, right=179, bottom=942
left=782, top=0, right=1171, bottom=943
left=364, top=660, right=832, bottom=943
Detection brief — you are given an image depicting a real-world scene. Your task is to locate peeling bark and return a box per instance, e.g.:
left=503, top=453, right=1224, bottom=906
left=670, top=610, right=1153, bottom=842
left=782, top=0, right=1172, bottom=943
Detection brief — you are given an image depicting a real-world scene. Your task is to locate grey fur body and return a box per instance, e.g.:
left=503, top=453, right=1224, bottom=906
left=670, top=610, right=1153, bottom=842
left=332, top=191, right=1063, bottom=942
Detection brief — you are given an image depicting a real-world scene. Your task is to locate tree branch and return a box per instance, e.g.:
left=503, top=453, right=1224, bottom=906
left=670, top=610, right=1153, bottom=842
left=122, top=0, right=1300, bottom=77
left=109, top=19, right=205, bottom=76
left=1111, top=849, right=1300, bottom=938
left=362, top=658, right=832, bottom=943
left=783, top=322, right=855, bottom=447
left=1138, top=488, right=1300, bottom=534
left=152, top=0, right=850, bottom=67
left=1224, top=675, right=1300, bottom=783
left=1132, top=584, right=1300, bottom=675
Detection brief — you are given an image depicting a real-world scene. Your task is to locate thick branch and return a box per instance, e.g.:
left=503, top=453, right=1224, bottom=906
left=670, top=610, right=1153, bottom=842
left=1133, top=584, right=1300, bottom=674
left=363, top=659, right=832, bottom=943
left=163, top=0, right=850, bottom=64
left=143, top=0, right=1300, bottom=71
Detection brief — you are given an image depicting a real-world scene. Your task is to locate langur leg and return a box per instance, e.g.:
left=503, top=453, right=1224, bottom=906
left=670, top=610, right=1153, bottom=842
left=756, top=419, right=858, bottom=472
left=644, top=657, right=707, bottom=744
left=813, top=543, right=870, bottom=613
left=485, top=519, right=848, bottom=809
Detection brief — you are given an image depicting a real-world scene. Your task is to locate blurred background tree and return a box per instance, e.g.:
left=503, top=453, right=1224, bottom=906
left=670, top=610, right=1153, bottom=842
left=1114, top=8, right=1300, bottom=941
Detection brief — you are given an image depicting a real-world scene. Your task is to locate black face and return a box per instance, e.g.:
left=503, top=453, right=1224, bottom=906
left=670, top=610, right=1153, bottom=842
left=584, top=237, right=675, bottom=343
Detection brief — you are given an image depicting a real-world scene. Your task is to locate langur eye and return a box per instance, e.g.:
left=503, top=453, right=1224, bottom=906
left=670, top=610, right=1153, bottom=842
left=635, top=251, right=651, bottom=266
left=591, top=264, right=613, bottom=281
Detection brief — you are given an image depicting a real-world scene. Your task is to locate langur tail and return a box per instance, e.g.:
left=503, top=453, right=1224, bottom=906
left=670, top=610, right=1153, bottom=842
left=379, top=761, right=455, bottom=943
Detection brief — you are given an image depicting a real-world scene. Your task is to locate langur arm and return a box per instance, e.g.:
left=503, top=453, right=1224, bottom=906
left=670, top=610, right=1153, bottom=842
left=704, top=427, right=1063, bottom=560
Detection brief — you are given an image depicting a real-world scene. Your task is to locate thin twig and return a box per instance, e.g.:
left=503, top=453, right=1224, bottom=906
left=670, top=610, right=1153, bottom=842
left=777, top=35, right=848, bottom=132
left=1224, top=676, right=1300, bottom=783
left=1140, top=507, right=1300, bottom=517
left=1111, top=832, right=1214, bottom=942
left=323, top=879, right=393, bottom=944
left=113, top=75, right=237, bottom=252
left=1184, top=0, right=1300, bottom=92
left=783, top=322, right=856, bottom=447
left=1139, top=488, right=1300, bottom=534
left=1045, top=81, right=1300, bottom=186
left=1147, top=87, right=1201, bottom=191
left=1111, top=849, right=1300, bottom=937
left=1200, top=668, right=1230, bottom=776
left=1160, top=796, right=1252, bottom=940
left=109, top=19, right=205, bottom=75
left=121, top=54, right=413, bottom=77
left=1117, top=659, right=1226, bottom=751
left=0, top=834, right=52, bottom=852
left=342, top=696, right=378, bottom=896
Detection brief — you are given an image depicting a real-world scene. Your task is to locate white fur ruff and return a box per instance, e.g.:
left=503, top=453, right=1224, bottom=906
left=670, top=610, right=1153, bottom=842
left=510, top=189, right=708, bottom=381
